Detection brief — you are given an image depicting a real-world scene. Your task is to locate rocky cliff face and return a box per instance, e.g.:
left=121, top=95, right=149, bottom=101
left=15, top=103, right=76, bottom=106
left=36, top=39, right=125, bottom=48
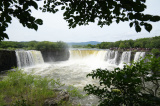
left=0, top=50, right=17, bottom=72
left=41, top=49, right=70, bottom=62
left=0, top=49, right=70, bottom=72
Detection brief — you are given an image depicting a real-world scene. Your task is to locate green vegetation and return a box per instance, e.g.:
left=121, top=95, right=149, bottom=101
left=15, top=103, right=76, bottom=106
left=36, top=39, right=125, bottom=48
left=151, top=48, right=160, bottom=57
left=0, top=68, right=83, bottom=106
left=0, top=68, right=62, bottom=105
left=71, top=36, right=160, bottom=51
left=1, top=1, right=160, bottom=41
left=72, top=44, right=96, bottom=49
left=96, top=36, right=160, bottom=49
left=35, top=41, right=68, bottom=51
left=67, top=85, right=86, bottom=98
left=0, top=41, right=68, bottom=51
left=84, top=55, right=160, bottom=105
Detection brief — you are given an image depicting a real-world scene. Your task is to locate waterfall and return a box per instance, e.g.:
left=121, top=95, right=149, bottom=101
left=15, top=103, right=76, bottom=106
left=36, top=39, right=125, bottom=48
left=105, top=50, right=115, bottom=61
left=134, top=52, right=145, bottom=62
left=69, top=49, right=107, bottom=62
left=69, top=49, right=107, bottom=69
left=106, top=51, right=121, bottom=65
left=70, top=50, right=102, bottom=59
left=119, top=51, right=131, bottom=66
left=16, top=50, right=44, bottom=68
left=69, top=49, right=147, bottom=68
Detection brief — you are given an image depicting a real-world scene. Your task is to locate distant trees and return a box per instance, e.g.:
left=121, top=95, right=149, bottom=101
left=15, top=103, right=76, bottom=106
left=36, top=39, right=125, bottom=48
left=119, top=42, right=126, bottom=48
left=96, top=36, right=160, bottom=49
left=70, top=36, right=160, bottom=51
left=0, top=41, right=68, bottom=51
left=0, top=41, right=27, bottom=49
left=35, top=41, right=68, bottom=51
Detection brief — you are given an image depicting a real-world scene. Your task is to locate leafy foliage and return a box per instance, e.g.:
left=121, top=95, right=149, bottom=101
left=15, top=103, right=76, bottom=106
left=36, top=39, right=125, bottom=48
left=67, top=85, right=85, bottom=98
left=0, top=68, right=64, bottom=105
left=84, top=55, right=160, bottom=106
left=0, top=0, right=43, bottom=41
left=34, top=41, right=68, bottom=51
left=151, top=48, right=160, bottom=57
left=42, top=0, right=160, bottom=32
left=1, top=0, right=160, bottom=41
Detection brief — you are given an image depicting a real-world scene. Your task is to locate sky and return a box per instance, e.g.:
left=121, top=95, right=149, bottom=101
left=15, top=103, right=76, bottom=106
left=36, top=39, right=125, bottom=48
left=5, top=0, right=160, bottom=43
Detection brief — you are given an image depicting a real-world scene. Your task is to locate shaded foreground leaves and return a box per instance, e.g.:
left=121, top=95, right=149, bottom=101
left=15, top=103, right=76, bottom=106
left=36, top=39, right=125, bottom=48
left=1, top=0, right=160, bottom=40
left=84, top=55, right=160, bottom=106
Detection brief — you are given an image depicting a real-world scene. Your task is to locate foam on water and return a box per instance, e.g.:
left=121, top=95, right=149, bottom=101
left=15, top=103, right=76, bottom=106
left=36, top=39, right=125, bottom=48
left=22, top=50, right=116, bottom=105
left=21, top=49, right=146, bottom=105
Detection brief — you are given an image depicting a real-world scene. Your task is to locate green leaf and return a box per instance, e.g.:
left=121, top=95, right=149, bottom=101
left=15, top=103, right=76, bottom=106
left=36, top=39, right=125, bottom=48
left=23, top=3, right=28, bottom=10
left=30, top=1, right=38, bottom=10
left=35, top=19, right=43, bottom=25
left=61, top=6, right=65, bottom=10
left=150, top=16, right=160, bottom=22
left=3, top=33, right=9, bottom=39
left=129, top=22, right=133, bottom=27
left=116, top=19, right=119, bottom=24
left=135, top=24, right=141, bottom=32
left=33, top=24, right=38, bottom=31
left=6, top=15, right=12, bottom=23
left=144, top=23, right=152, bottom=32
left=128, top=13, right=134, bottom=20
left=141, top=0, right=146, bottom=3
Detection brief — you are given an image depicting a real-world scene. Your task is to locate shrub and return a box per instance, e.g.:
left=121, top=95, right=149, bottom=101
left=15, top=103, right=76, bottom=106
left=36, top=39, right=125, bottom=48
left=84, top=55, right=160, bottom=106
left=67, top=85, right=85, bottom=98
left=0, top=68, right=63, bottom=105
left=151, top=48, right=160, bottom=56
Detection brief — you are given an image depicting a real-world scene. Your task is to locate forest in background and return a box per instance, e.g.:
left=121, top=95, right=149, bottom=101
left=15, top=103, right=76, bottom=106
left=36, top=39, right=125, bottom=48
left=0, top=36, right=160, bottom=55
left=73, top=36, right=160, bottom=50
left=0, top=41, right=68, bottom=51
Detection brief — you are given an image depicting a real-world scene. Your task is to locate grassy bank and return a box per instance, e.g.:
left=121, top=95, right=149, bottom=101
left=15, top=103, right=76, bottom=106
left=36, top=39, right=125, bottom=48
left=0, top=68, right=83, bottom=106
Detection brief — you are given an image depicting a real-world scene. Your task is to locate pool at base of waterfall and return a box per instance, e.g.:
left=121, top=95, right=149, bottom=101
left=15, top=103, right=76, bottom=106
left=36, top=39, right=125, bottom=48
left=17, top=49, right=146, bottom=105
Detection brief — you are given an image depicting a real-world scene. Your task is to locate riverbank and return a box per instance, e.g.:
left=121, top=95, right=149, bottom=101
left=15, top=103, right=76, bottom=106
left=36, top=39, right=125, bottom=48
left=0, top=68, right=84, bottom=106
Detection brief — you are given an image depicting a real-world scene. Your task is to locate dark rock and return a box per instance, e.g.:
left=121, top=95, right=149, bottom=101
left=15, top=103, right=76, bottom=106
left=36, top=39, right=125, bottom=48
left=131, top=51, right=136, bottom=62
left=0, top=50, right=17, bottom=72
left=43, top=91, right=69, bottom=106
left=41, top=49, right=70, bottom=62
left=116, top=51, right=122, bottom=65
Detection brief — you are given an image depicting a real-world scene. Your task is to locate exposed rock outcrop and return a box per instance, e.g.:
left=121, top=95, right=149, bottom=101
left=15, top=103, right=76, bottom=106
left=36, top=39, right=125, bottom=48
left=41, top=49, right=70, bottom=62
left=0, top=50, right=17, bottom=72
left=43, top=91, right=69, bottom=106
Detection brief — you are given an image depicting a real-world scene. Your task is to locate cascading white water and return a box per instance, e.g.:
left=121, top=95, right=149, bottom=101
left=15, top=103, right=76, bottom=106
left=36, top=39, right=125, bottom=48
left=21, top=49, right=146, bottom=105
left=69, top=50, right=107, bottom=60
left=119, top=51, right=131, bottom=67
left=69, top=49, right=109, bottom=69
left=16, top=50, right=44, bottom=68
left=105, top=50, right=115, bottom=61
left=22, top=49, right=114, bottom=105
left=105, top=50, right=120, bottom=65
left=134, top=52, right=145, bottom=62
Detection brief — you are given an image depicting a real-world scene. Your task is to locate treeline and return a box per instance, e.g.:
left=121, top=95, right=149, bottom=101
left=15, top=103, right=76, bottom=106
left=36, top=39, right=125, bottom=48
left=72, top=44, right=96, bottom=48
left=97, top=36, right=160, bottom=49
left=0, top=41, right=69, bottom=51
left=72, top=36, right=160, bottom=49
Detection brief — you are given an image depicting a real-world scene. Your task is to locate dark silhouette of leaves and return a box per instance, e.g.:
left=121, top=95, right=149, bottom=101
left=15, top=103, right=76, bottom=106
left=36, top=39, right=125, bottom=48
left=1, top=0, right=160, bottom=41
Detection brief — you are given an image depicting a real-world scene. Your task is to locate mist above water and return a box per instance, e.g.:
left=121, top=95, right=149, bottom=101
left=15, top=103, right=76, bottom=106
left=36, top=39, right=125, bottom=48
left=19, top=49, right=145, bottom=105
left=23, top=50, right=116, bottom=89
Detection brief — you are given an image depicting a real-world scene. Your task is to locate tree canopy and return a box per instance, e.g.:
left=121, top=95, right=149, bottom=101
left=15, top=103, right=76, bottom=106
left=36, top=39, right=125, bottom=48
left=1, top=0, right=160, bottom=41
left=0, top=41, right=68, bottom=50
